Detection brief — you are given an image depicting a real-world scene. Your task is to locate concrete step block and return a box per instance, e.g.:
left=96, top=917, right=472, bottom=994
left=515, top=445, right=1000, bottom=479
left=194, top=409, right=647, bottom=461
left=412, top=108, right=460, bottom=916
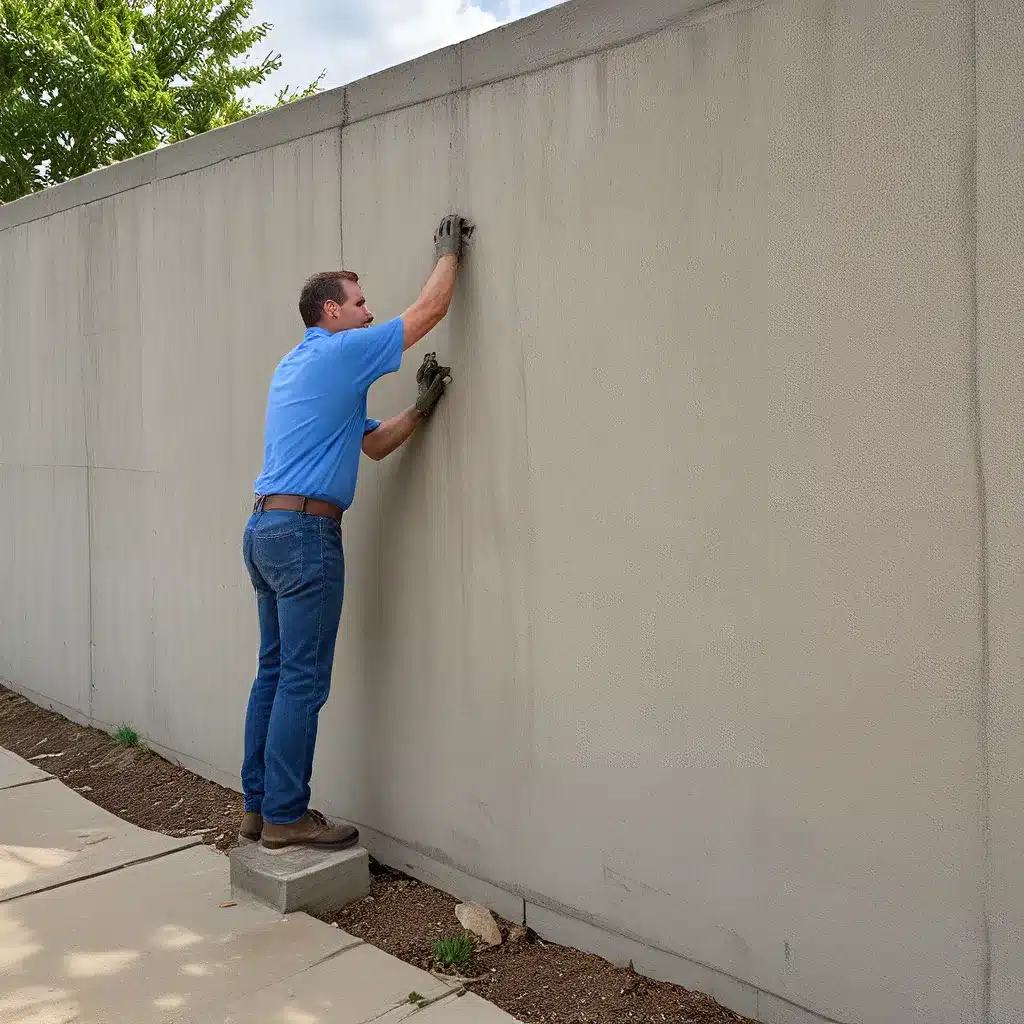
left=229, top=841, right=370, bottom=915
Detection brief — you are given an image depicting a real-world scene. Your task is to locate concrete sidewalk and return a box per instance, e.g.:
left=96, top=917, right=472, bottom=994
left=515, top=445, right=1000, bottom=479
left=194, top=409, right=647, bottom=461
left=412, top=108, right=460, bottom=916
left=0, top=746, right=518, bottom=1024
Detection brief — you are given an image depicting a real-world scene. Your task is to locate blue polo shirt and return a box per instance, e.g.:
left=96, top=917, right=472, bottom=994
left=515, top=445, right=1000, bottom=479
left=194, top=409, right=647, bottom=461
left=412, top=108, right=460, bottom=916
left=254, top=318, right=404, bottom=509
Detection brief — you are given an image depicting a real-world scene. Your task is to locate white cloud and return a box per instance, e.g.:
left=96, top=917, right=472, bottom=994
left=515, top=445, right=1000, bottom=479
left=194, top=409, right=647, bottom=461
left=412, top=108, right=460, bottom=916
left=246, top=1, right=563, bottom=106
left=366, top=0, right=498, bottom=57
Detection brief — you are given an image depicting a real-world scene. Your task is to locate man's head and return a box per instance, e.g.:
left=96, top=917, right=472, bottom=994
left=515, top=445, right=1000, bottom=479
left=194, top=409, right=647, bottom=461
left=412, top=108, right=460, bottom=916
left=299, top=271, right=374, bottom=332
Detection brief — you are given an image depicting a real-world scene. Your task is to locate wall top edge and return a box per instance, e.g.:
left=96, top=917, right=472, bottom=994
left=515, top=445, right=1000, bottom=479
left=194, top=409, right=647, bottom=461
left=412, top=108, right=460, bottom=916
left=0, top=0, right=717, bottom=232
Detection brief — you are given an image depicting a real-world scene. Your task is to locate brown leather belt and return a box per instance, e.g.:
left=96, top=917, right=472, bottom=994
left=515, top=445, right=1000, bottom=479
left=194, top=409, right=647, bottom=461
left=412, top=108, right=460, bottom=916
left=253, top=494, right=343, bottom=522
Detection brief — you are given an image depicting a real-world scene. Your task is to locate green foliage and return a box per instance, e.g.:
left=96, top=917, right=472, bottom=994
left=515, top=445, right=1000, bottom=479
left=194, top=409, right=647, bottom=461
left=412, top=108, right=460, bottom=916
left=0, top=0, right=324, bottom=202
left=432, top=935, right=475, bottom=970
left=115, top=723, right=139, bottom=747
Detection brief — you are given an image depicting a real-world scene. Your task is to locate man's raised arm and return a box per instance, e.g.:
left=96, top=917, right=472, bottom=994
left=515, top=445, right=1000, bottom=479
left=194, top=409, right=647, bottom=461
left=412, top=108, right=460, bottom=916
left=401, top=214, right=473, bottom=350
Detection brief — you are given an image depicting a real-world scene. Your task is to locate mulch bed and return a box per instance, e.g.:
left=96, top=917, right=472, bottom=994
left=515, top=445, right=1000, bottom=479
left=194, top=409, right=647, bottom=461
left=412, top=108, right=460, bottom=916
left=0, top=681, right=757, bottom=1024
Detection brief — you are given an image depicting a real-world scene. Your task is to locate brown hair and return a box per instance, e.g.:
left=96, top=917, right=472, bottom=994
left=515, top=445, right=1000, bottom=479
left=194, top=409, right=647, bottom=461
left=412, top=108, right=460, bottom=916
left=298, top=270, right=360, bottom=328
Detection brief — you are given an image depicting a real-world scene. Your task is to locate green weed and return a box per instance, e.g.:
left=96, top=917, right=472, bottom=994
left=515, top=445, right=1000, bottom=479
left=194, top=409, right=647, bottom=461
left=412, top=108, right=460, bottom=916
left=115, top=724, right=139, bottom=748
left=432, top=935, right=475, bottom=970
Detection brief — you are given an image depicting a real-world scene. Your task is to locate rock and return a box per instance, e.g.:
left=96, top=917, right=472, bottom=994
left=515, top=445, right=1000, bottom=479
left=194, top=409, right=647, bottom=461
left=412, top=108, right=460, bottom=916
left=455, top=902, right=502, bottom=947
left=508, top=924, right=527, bottom=944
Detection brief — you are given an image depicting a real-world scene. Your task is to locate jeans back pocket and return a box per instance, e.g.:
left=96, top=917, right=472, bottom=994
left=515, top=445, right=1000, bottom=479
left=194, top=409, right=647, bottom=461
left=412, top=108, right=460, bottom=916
left=251, top=517, right=304, bottom=593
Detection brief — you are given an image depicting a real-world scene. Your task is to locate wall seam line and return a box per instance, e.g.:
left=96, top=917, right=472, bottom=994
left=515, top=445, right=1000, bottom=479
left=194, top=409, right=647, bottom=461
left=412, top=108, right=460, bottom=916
left=80, top=328, right=96, bottom=723
left=968, top=1, right=992, bottom=1020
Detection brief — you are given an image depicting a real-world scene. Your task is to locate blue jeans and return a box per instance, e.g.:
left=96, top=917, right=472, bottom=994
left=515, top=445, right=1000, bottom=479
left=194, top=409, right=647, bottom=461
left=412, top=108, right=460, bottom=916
left=241, top=509, right=345, bottom=824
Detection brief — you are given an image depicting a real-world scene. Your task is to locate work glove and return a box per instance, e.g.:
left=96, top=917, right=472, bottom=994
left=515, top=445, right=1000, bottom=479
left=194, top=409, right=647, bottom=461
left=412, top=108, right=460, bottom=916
left=416, top=352, right=452, bottom=418
left=434, top=213, right=474, bottom=262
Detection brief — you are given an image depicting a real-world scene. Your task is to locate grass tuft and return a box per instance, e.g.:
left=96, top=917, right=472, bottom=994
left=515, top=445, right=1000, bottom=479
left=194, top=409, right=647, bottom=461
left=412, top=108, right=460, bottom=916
left=115, top=723, right=139, bottom=748
left=432, top=935, right=475, bottom=970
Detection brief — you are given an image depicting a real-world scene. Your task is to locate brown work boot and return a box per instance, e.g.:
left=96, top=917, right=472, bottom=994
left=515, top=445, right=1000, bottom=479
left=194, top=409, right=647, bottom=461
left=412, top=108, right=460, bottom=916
left=238, top=811, right=263, bottom=845
left=260, top=809, right=359, bottom=854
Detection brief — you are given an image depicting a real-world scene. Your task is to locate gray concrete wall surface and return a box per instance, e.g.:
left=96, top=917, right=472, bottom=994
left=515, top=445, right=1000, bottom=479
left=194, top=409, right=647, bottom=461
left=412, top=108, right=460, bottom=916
left=0, top=2, right=1020, bottom=1023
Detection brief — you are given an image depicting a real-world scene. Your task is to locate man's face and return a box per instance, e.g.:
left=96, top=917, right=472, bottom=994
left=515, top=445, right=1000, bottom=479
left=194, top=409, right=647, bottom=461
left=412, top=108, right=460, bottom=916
left=323, top=281, right=374, bottom=331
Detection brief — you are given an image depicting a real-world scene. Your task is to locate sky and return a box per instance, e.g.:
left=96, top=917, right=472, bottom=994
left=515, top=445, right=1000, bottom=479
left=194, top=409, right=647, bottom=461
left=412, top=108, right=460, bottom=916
left=246, top=1, right=565, bottom=106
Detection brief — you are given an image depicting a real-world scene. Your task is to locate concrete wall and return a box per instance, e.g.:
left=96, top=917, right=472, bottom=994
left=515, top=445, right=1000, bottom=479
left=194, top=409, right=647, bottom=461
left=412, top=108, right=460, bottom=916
left=0, top=2, right=1020, bottom=1023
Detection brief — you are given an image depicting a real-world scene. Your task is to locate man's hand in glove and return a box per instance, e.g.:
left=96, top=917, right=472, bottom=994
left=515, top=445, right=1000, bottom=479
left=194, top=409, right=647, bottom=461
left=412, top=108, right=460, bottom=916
left=434, top=214, right=475, bottom=263
left=362, top=354, right=453, bottom=459
left=415, top=351, right=452, bottom=418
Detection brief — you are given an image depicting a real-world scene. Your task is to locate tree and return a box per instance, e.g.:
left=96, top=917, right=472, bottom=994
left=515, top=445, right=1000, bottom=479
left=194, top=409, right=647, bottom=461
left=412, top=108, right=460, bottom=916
left=0, top=0, right=323, bottom=203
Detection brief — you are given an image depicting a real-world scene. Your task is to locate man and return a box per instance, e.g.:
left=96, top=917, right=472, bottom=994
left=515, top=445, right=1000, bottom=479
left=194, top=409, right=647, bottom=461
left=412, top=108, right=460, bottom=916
left=239, top=214, right=473, bottom=853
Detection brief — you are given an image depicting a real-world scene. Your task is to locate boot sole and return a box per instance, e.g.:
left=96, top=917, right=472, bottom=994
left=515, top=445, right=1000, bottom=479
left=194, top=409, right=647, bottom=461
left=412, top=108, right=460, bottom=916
left=237, top=833, right=261, bottom=846
left=259, top=835, right=360, bottom=856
